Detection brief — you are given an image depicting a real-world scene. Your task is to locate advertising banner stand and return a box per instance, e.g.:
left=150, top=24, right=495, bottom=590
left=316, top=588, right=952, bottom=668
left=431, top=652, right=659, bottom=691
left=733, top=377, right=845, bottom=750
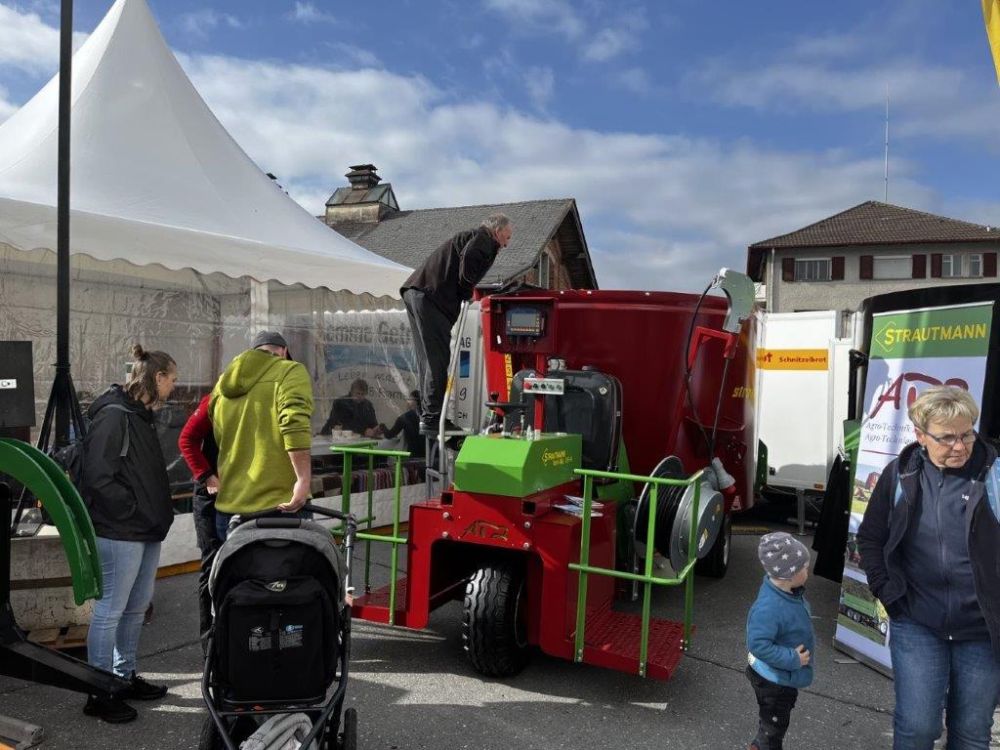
left=833, top=284, right=1000, bottom=675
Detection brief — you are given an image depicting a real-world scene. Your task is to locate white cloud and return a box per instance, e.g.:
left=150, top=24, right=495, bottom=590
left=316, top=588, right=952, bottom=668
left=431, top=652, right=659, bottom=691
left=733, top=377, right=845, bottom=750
left=524, top=66, right=554, bottom=109
left=0, top=2, right=59, bottom=71
left=0, top=3, right=87, bottom=74
left=289, top=2, right=336, bottom=24
left=582, top=27, right=631, bottom=62
left=178, top=9, right=243, bottom=40
left=179, top=54, right=929, bottom=290
left=484, top=0, right=584, bottom=40
left=615, top=67, right=652, bottom=95
left=329, top=42, right=379, bottom=68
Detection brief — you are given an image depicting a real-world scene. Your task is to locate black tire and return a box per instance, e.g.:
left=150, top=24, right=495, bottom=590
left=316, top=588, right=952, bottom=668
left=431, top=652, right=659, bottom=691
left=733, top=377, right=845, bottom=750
left=463, top=563, right=529, bottom=677
left=200, top=714, right=256, bottom=749
left=199, top=716, right=223, bottom=750
left=695, top=514, right=731, bottom=578
left=339, top=707, right=357, bottom=750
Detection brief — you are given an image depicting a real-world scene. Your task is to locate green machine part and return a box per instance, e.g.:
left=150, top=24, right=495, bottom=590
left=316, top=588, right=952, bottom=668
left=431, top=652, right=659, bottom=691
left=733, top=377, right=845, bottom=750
left=0, top=439, right=102, bottom=604
left=842, top=419, right=861, bottom=476
left=453, top=433, right=583, bottom=497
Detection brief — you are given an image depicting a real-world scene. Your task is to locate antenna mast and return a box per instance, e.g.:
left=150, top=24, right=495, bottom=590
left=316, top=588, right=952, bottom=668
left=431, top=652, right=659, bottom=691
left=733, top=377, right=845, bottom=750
left=883, top=83, right=889, bottom=202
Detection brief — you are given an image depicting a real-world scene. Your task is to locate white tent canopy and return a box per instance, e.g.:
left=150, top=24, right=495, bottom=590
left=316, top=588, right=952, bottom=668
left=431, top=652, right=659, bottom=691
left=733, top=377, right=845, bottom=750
left=0, top=0, right=410, bottom=298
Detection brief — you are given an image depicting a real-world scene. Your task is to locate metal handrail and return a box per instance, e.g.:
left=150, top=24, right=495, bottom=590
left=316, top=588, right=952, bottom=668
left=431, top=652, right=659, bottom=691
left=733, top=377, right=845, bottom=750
left=569, top=467, right=704, bottom=678
left=331, top=444, right=412, bottom=624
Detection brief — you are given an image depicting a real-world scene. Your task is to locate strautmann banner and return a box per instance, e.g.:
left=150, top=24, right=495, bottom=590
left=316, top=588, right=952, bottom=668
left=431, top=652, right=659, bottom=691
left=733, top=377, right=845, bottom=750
left=835, top=301, right=994, bottom=674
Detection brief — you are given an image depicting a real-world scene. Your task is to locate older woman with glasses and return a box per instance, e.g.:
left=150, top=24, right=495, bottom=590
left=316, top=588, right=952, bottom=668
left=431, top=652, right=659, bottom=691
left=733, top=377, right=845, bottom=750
left=858, top=385, right=1000, bottom=750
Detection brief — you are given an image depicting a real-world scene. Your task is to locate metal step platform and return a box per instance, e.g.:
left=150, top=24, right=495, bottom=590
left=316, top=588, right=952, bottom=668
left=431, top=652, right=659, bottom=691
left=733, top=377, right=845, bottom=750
left=574, top=603, right=686, bottom=680
left=353, top=577, right=409, bottom=625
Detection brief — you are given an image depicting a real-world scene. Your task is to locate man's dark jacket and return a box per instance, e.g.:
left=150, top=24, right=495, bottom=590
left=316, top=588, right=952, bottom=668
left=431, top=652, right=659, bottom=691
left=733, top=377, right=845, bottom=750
left=81, top=385, right=174, bottom=542
left=857, top=438, right=1000, bottom=658
left=320, top=396, right=378, bottom=435
left=401, top=226, right=500, bottom=323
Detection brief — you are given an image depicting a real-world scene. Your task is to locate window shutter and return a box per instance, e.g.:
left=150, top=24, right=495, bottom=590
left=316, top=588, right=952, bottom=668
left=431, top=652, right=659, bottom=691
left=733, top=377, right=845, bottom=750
left=781, top=257, right=794, bottom=282
left=831, top=256, right=844, bottom=280
left=985, top=252, right=998, bottom=278
left=930, top=253, right=942, bottom=278
left=912, top=255, right=926, bottom=279
left=859, top=255, right=873, bottom=280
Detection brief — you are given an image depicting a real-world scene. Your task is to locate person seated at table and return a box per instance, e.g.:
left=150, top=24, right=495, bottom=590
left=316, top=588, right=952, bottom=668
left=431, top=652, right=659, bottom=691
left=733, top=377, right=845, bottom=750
left=379, top=390, right=425, bottom=458
left=319, top=378, right=381, bottom=438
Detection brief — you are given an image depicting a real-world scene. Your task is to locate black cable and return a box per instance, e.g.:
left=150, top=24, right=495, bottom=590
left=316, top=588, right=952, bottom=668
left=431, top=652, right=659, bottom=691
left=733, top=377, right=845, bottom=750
left=709, top=355, right=733, bottom=460
left=683, top=283, right=714, bottom=456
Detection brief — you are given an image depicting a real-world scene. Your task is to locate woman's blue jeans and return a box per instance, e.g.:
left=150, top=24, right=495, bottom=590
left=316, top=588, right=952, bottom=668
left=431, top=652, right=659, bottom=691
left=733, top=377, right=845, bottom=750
left=890, top=616, right=1000, bottom=750
left=86, top=537, right=161, bottom=678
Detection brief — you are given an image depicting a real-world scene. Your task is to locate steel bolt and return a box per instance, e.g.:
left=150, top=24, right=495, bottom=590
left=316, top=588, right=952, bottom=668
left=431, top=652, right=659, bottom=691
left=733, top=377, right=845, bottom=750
left=443, top=512, right=451, bottom=520
left=522, top=542, right=531, bottom=550
left=523, top=521, right=532, bottom=529
left=442, top=531, right=450, bottom=539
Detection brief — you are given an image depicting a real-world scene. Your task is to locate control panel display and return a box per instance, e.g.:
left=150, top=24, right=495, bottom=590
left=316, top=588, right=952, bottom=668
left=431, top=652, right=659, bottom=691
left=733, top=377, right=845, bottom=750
left=506, top=306, right=546, bottom=337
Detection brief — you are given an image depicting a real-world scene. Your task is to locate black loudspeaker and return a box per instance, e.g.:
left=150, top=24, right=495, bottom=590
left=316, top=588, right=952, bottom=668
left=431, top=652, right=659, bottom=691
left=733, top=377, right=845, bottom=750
left=0, top=342, right=36, bottom=429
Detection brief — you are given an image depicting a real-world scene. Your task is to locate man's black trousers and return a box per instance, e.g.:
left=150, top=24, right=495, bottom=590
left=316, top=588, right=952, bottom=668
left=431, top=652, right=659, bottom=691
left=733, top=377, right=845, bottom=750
left=746, top=666, right=798, bottom=750
left=192, top=490, right=221, bottom=653
left=403, top=288, right=453, bottom=422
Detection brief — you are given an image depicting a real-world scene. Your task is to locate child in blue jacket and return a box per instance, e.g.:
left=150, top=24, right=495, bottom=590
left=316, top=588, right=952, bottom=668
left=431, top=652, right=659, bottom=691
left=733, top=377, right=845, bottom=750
left=746, top=531, right=815, bottom=750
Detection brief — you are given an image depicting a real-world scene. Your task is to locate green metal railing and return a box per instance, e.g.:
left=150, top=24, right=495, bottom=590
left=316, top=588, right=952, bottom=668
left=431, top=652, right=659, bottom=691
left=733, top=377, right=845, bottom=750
left=569, top=467, right=704, bottom=678
left=330, top=444, right=411, bottom=624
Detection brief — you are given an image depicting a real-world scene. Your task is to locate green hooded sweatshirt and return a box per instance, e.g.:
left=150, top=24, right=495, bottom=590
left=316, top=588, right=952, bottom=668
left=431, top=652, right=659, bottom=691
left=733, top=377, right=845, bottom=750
left=209, top=349, right=314, bottom=514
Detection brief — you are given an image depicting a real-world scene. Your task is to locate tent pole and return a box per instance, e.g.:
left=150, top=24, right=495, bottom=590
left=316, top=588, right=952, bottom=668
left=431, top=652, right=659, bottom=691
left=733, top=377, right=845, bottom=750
left=53, top=0, right=74, bottom=449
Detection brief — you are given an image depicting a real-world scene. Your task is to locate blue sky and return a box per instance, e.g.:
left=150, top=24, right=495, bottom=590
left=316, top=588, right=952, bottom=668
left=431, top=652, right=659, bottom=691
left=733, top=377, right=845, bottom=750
left=2, top=0, right=999, bottom=290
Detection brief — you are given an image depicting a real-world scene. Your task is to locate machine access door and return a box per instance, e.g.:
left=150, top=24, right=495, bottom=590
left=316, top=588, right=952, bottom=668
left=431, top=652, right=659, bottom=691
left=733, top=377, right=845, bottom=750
left=508, top=369, right=622, bottom=473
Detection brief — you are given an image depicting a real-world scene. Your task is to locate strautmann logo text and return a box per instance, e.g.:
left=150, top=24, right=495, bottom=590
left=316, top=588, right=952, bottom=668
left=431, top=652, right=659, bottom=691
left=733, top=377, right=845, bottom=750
left=874, top=320, right=988, bottom=353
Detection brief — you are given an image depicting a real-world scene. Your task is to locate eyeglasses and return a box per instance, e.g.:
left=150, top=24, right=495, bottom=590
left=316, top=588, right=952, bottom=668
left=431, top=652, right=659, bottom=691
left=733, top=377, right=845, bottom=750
left=920, top=429, right=977, bottom=447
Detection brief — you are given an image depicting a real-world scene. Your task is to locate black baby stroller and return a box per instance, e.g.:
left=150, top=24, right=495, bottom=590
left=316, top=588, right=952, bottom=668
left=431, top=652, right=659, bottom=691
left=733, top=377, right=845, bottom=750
left=200, top=504, right=357, bottom=750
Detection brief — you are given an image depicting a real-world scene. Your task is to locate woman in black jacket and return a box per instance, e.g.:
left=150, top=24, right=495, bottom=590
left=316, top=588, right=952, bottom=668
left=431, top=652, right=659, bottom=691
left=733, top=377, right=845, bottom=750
left=857, top=385, right=1000, bottom=749
left=81, top=345, right=178, bottom=724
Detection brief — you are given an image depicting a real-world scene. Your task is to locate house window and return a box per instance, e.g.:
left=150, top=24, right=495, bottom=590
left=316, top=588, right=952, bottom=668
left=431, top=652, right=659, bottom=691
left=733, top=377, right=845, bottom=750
left=794, top=258, right=831, bottom=281
left=941, top=254, right=960, bottom=278
left=873, top=256, right=910, bottom=280
left=968, top=253, right=983, bottom=277
left=537, top=252, right=552, bottom=288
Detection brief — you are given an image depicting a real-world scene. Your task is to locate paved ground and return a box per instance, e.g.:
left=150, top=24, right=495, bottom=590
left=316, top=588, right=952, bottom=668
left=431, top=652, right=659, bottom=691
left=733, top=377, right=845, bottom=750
left=0, top=522, right=986, bottom=749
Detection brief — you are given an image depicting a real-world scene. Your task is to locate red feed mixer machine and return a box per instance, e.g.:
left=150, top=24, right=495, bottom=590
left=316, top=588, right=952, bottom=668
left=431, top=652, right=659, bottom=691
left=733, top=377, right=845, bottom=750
left=351, top=269, right=759, bottom=680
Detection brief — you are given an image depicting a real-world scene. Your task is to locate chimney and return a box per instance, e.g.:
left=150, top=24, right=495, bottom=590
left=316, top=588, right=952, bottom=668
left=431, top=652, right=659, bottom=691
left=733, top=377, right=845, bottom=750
left=324, top=164, right=400, bottom=227
left=345, top=164, right=381, bottom=191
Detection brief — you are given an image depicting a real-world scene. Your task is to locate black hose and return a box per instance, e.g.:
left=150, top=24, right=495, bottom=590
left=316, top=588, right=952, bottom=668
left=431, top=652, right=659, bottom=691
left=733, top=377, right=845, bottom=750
left=683, top=283, right=714, bottom=456
left=709, top=355, right=733, bottom=459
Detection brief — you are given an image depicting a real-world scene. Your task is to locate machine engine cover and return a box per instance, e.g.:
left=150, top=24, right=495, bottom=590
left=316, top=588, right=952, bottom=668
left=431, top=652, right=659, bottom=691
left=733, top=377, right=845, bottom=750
left=668, top=482, right=724, bottom=573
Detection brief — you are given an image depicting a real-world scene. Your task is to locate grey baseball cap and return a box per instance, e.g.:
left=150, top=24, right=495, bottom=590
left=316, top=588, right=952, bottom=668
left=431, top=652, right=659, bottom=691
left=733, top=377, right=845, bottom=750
left=250, top=330, right=292, bottom=359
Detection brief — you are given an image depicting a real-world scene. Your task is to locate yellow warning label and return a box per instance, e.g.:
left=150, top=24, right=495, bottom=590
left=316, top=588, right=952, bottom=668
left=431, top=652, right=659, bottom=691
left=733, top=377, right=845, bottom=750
left=756, top=348, right=828, bottom=371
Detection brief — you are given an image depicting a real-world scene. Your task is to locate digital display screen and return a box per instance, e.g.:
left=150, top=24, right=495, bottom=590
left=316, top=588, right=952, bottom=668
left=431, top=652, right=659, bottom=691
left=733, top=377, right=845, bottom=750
left=507, top=307, right=544, bottom=336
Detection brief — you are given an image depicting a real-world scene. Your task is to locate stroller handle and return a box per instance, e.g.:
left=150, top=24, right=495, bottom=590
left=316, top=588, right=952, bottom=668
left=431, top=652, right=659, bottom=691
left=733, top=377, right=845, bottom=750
left=233, top=503, right=358, bottom=533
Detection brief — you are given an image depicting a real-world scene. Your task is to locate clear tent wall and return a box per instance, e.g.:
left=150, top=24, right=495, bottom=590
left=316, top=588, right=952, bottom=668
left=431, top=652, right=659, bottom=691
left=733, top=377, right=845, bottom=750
left=0, top=243, right=417, bottom=489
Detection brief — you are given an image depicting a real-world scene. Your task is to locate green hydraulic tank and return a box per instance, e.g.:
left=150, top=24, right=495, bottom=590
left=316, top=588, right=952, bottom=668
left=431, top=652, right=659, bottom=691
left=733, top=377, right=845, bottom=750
left=452, top=433, right=583, bottom=497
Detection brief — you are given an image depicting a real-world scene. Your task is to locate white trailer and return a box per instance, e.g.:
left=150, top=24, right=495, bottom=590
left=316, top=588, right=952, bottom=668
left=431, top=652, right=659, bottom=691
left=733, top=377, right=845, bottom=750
left=755, top=310, right=852, bottom=528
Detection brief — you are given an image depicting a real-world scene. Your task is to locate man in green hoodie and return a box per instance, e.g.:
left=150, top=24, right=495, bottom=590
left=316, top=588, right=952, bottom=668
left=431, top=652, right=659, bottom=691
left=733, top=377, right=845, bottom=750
left=209, top=331, right=314, bottom=539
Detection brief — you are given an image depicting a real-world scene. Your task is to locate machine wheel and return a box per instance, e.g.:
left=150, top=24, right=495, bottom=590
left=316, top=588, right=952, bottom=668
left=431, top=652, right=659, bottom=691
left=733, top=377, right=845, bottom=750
left=463, top=563, right=529, bottom=677
left=695, top=514, right=731, bottom=578
left=338, top=707, right=357, bottom=750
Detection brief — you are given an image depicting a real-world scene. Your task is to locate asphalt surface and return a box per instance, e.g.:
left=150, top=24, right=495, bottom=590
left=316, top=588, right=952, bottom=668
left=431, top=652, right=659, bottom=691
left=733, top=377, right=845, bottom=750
left=0, top=524, right=907, bottom=749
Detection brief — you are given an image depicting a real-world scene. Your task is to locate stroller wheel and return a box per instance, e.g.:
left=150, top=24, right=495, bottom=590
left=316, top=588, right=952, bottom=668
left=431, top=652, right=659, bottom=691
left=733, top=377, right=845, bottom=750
left=338, top=707, right=357, bottom=750
left=199, top=715, right=223, bottom=750
left=200, top=714, right=257, bottom=750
